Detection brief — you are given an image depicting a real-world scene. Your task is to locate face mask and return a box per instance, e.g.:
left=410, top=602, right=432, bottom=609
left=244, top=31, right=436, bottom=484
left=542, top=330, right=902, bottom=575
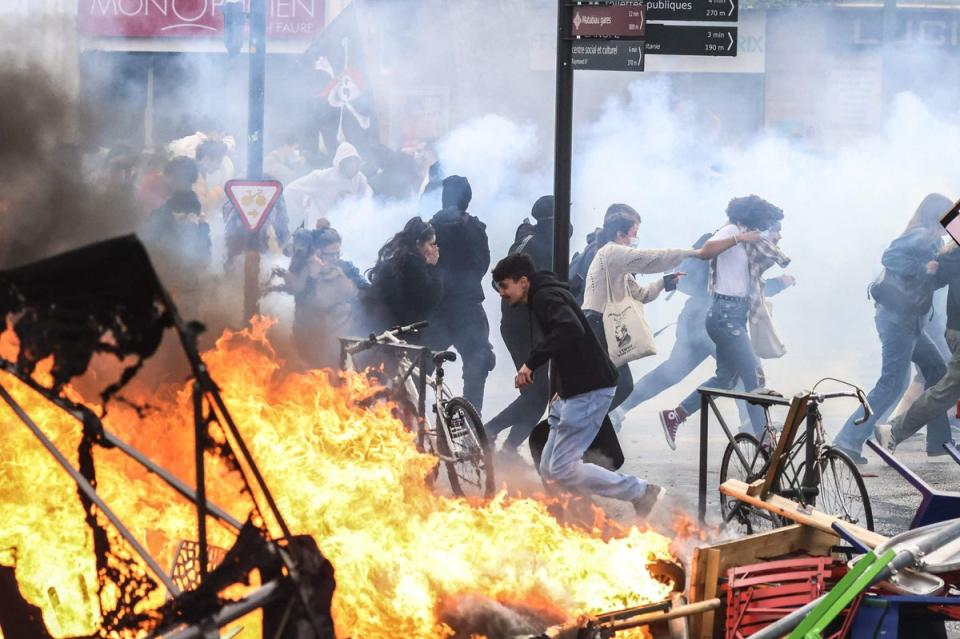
left=628, top=237, right=639, bottom=248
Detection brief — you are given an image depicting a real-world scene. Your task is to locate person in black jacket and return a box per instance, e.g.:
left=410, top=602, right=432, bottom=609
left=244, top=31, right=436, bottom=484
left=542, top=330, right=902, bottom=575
left=426, top=175, right=495, bottom=412
left=484, top=195, right=555, bottom=453
left=492, top=253, right=665, bottom=517
left=361, top=216, right=442, bottom=334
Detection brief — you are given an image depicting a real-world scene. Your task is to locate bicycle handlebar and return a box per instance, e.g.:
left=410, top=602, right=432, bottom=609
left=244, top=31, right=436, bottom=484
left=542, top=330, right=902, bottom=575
left=809, top=389, right=873, bottom=426
left=343, top=321, right=430, bottom=355
left=390, top=320, right=429, bottom=335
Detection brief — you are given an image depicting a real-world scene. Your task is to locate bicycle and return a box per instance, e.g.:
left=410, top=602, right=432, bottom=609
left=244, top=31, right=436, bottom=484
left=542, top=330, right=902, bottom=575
left=339, top=321, right=496, bottom=499
left=718, top=379, right=874, bottom=535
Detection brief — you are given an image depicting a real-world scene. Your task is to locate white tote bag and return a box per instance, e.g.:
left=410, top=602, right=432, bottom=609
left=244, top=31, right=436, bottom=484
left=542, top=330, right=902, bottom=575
left=602, top=267, right=656, bottom=368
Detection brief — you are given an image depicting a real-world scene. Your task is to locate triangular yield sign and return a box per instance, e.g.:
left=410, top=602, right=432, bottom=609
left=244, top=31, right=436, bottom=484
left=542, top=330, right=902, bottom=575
left=224, top=179, right=283, bottom=232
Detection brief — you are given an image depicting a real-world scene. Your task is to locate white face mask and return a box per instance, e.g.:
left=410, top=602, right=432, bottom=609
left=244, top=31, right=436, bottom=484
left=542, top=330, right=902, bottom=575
left=628, top=237, right=639, bottom=248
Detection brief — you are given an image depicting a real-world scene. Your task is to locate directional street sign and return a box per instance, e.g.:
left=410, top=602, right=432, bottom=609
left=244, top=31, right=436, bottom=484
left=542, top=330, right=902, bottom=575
left=645, top=0, right=738, bottom=23
left=224, top=179, right=283, bottom=232
left=571, top=39, right=645, bottom=72
left=644, top=24, right=737, bottom=57
left=571, top=5, right=646, bottom=37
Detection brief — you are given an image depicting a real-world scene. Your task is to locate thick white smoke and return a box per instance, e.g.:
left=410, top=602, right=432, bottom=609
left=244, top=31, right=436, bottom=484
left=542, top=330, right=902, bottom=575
left=8, top=1, right=960, bottom=431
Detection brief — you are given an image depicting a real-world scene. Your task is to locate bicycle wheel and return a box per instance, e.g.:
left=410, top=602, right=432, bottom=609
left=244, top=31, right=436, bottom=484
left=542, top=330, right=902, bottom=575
left=816, top=447, right=874, bottom=531
left=719, top=433, right=779, bottom=535
left=436, top=397, right=496, bottom=498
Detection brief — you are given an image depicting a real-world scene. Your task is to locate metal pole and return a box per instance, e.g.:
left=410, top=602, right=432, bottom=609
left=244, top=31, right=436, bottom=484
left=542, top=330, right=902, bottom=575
left=698, top=392, right=709, bottom=522
left=881, top=0, right=896, bottom=115
left=244, top=0, right=267, bottom=324
left=802, top=404, right=818, bottom=505
left=0, top=383, right=180, bottom=596
left=552, top=0, right=573, bottom=281
left=247, top=0, right=266, bottom=180
left=155, top=579, right=283, bottom=639
left=193, top=382, right=209, bottom=580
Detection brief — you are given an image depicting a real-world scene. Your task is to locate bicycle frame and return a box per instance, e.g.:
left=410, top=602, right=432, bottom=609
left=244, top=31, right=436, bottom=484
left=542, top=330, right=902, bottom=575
left=338, top=335, right=481, bottom=465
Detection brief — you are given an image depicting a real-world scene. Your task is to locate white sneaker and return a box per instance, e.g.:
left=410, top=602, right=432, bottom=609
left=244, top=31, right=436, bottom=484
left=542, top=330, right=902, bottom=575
left=632, top=484, right=666, bottom=518
left=874, top=423, right=897, bottom=454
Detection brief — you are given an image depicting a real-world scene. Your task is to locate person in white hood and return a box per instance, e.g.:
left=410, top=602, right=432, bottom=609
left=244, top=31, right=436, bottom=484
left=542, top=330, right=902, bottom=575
left=285, top=142, right=372, bottom=229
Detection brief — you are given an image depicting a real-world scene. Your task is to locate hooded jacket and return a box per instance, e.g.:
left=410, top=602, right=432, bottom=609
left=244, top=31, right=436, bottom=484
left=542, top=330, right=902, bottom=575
left=430, top=176, right=490, bottom=306
left=285, top=142, right=372, bottom=228
left=524, top=271, right=618, bottom=398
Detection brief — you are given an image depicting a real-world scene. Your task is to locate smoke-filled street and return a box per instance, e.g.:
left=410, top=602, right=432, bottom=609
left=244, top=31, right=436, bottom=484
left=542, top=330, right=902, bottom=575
left=5, top=1, right=960, bottom=638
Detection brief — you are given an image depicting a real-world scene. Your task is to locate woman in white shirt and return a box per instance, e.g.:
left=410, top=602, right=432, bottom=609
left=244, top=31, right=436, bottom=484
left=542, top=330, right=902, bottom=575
left=659, top=196, right=781, bottom=449
left=582, top=205, right=750, bottom=412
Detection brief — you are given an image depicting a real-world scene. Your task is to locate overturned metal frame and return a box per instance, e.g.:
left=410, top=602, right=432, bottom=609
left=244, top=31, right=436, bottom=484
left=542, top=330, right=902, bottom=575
left=0, top=282, right=329, bottom=638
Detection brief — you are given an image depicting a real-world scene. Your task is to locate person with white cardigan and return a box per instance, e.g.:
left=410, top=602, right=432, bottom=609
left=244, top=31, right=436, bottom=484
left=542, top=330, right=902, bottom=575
left=582, top=205, right=759, bottom=413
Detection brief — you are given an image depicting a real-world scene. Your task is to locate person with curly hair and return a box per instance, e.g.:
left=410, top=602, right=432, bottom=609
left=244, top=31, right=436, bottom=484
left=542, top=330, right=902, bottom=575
left=658, top=195, right=782, bottom=449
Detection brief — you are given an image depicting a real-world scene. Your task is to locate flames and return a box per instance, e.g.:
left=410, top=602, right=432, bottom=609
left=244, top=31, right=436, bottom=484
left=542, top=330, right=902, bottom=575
left=0, top=317, right=677, bottom=639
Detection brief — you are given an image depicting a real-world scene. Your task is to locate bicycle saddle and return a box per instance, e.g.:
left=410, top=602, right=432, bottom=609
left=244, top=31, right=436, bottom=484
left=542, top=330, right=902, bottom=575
left=433, top=350, right=457, bottom=365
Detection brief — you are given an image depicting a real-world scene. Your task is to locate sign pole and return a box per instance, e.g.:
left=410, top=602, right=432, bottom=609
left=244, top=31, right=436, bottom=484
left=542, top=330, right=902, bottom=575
left=244, top=0, right=267, bottom=325
left=552, top=0, right=573, bottom=282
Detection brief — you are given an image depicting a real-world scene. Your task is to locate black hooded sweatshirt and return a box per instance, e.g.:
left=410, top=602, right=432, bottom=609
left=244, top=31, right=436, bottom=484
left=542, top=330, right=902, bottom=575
left=524, top=271, right=618, bottom=398
left=430, top=176, right=490, bottom=306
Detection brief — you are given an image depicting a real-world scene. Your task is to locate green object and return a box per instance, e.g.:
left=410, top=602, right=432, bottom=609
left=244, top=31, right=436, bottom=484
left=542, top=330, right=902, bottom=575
left=788, top=549, right=897, bottom=639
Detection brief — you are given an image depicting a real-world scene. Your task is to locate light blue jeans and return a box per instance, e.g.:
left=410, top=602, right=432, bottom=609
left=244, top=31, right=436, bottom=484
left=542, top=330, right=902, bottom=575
left=833, top=306, right=950, bottom=454
left=678, top=297, right=766, bottom=435
left=540, top=387, right=647, bottom=501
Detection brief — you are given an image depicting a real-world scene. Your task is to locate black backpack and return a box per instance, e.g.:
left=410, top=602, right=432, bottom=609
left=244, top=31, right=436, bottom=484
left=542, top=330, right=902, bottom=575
left=568, top=229, right=600, bottom=304
left=508, top=219, right=536, bottom=256
left=675, top=231, right=714, bottom=297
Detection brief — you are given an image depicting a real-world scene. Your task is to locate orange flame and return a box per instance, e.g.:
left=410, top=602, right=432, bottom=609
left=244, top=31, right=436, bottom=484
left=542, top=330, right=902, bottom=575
left=0, top=317, right=676, bottom=638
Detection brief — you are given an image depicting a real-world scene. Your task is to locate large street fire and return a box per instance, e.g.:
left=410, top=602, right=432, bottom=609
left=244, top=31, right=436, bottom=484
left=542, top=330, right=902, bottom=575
left=0, top=315, right=677, bottom=639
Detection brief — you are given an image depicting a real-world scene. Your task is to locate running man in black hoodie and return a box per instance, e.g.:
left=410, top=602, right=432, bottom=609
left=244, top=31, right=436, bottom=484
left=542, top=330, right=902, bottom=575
left=427, top=175, right=495, bottom=412
left=492, top=253, right=665, bottom=517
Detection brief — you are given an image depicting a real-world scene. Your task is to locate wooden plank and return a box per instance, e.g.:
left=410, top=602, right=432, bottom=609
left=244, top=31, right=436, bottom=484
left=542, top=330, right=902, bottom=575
left=688, top=547, right=704, bottom=637
left=699, top=549, right=721, bottom=639
left=721, top=479, right=888, bottom=548
left=759, top=393, right=809, bottom=499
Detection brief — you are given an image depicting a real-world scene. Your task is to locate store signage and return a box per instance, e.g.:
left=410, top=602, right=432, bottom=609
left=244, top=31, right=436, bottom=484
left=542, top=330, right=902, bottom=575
left=77, top=0, right=325, bottom=38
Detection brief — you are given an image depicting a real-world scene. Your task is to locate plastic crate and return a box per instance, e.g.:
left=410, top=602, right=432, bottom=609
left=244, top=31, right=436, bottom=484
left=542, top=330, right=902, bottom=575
left=724, top=556, right=846, bottom=639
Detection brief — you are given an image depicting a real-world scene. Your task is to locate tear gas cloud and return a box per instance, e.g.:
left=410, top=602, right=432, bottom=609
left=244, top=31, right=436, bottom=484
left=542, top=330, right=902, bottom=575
left=5, top=2, right=960, bottom=425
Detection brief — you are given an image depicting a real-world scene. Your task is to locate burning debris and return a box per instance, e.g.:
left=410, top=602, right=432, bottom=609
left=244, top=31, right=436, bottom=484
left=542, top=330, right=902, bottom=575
left=0, top=236, right=680, bottom=639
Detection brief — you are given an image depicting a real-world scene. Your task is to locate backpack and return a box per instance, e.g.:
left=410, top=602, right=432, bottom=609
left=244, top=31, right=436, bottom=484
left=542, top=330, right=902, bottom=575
left=569, top=231, right=600, bottom=304
left=508, top=219, right=536, bottom=256
left=868, top=269, right=934, bottom=316
left=676, top=231, right=714, bottom=297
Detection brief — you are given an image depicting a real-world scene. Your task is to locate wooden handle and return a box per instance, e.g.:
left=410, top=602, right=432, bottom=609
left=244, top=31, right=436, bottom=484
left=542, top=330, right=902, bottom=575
left=606, top=598, right=721, bottom=632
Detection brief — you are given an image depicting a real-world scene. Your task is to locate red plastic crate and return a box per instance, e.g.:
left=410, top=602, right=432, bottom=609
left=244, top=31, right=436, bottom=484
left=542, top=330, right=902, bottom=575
left=724, top=556, right=846, bottom=639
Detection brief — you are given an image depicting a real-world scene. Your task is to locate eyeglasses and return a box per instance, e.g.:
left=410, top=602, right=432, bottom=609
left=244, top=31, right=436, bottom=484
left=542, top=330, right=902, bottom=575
left=319, top=251, right=341, bottom=261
